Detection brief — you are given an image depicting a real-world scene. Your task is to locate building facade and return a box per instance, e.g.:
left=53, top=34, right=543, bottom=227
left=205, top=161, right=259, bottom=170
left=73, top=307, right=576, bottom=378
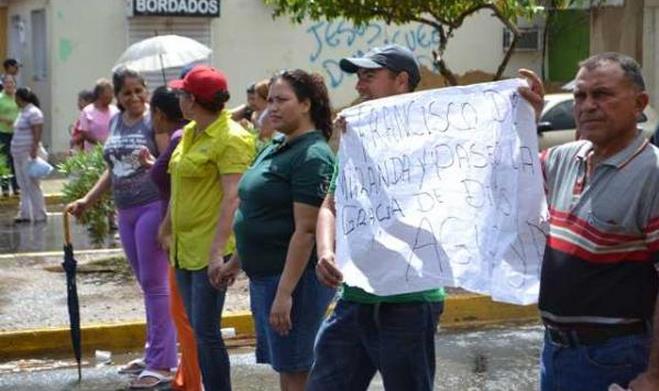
left=3, top=0, right=544, bottom=155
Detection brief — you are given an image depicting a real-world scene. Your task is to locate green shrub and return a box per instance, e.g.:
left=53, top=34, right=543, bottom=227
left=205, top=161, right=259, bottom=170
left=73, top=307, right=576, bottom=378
left=57, top=145, right=114, bottom=247
left=0, top=154, right=10, bottom=179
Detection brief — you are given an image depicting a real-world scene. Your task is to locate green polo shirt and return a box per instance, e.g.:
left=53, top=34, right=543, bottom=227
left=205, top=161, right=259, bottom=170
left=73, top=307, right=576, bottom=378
left=0, top=92, right=18, bottom=134
left=329, top=162, right=446, bottom=303
left=169, top=110, right=255, bottom=270
left=234, top=131, right=335, bottom=277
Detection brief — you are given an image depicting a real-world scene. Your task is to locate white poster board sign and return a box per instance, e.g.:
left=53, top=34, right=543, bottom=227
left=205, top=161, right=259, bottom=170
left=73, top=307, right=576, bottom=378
left=334, top=79, right=548, bottom=305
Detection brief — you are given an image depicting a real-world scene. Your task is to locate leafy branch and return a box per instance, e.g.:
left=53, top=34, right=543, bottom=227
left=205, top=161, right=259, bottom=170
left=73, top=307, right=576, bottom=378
left=264, top=0, right=541, bottom=85
left=57, top=144, right=114, bottom=248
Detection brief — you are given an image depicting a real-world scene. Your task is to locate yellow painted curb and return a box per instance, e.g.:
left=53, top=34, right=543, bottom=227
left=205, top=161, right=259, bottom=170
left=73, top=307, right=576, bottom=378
left=442, top=294, right=538, bottom=328
left=0, top=311, right=255, bottom=359
left=0, top=297, right=538, bottom=359
left=0, top=193, right=62, bottom=208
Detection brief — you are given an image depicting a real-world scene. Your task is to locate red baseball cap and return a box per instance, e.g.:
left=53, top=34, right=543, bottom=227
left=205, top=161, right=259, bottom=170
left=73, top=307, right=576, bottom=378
left=169, top=65, right=228, bottom=103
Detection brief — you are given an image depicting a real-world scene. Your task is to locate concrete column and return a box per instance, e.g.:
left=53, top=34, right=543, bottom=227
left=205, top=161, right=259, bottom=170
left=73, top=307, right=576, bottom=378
left=644, top=0, right=659, bottom=110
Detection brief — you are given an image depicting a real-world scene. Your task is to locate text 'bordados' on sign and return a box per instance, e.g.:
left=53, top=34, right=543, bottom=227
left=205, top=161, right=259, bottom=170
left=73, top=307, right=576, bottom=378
left=132, top=0, right=220, bottom=17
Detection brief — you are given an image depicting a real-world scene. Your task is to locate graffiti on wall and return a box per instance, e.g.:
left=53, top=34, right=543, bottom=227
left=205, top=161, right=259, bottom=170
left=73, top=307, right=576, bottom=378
left=306, top=20, right=440, bottom=89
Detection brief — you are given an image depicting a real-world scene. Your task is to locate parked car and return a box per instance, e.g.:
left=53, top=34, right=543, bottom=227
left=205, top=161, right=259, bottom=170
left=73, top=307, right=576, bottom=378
left=536, top=93, right=658, bottom=150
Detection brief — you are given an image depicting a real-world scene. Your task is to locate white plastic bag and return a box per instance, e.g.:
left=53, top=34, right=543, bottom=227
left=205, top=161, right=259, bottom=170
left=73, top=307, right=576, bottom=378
left=27, top=156, right=53, bottom=178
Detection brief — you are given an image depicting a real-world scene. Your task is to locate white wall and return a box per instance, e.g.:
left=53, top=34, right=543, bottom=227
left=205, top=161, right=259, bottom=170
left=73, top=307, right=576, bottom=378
left=645, top=0, right=659, bottom=112
left=9, top=0, right=544, bottom=154
left=213, top=1, right=543, bottom=110
left=6, top=0, right=50, bottom=144
left=47, top=0, right=127, bottom=153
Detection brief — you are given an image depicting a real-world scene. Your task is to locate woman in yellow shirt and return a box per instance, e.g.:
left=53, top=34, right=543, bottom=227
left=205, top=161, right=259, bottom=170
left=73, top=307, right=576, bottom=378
left=164, top=65, right=254, bottom=391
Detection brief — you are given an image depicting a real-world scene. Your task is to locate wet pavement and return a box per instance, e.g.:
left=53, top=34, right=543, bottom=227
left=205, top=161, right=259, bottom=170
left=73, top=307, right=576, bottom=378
left=0, top=205, right=250, bottom=331
left=0, top=324, right=542, bottom=390
left=0, top=207, right=119, bottom=254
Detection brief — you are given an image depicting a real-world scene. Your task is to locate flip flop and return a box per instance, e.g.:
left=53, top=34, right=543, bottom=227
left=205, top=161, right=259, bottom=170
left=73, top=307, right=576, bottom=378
left=118, top=358, right=146, bottom=375
left=129, top=369, right=172, bottom=389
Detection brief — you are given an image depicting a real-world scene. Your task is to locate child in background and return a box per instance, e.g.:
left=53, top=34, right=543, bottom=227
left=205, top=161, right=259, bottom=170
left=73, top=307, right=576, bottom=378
left=69, top=90, right=94, bottom=152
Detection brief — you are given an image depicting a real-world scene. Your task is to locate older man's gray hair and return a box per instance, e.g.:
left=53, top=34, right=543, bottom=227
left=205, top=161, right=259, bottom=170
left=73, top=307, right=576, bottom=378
left=578, top=52, right=646, bottom=91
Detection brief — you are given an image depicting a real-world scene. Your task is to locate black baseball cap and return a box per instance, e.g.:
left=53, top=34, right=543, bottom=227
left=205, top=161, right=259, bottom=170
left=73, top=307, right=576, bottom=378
left=339, top=44, right=420, bottom=89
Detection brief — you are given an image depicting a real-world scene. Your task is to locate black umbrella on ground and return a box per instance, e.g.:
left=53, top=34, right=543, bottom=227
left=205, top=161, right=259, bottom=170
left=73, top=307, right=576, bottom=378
left=62, top=212, right=82, bottom=381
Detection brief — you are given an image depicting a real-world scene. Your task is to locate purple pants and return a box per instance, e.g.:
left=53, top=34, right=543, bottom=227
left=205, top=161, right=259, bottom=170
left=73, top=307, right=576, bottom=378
left=118, top=200, right=177, bottom=370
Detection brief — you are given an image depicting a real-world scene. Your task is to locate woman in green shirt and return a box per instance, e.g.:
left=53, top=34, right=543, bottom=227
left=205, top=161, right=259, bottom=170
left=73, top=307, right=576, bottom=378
left=0, top=75, right=19, bottom=196
left=218, top=70, right=336, bottom=391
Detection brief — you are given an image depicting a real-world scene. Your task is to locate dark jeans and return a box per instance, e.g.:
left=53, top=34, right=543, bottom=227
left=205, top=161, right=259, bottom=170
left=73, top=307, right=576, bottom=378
left=540, top=330, right=651, bottom=391
left=176, top=266, right=231, bottom=391
left=0, top=132, right=18, bottom=194
left=307, top=299, right=444, bottom=391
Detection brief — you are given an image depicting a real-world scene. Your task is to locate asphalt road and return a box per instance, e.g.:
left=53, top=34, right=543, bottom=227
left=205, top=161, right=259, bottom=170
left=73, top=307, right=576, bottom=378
left=0, top=324, right=543, bottom=390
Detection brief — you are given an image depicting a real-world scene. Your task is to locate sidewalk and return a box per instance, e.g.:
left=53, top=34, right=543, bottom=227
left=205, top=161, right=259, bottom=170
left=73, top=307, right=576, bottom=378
left=0, top=244, right=538, bottom=358
left=0, top=177, right=65, bottom=207
left=0, top=177, right=540, bottom=359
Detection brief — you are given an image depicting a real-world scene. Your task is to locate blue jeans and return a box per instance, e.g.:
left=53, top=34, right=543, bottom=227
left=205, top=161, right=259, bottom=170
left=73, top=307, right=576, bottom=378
left=306, top=299, right=443, bottom=391
left=176, top=267, right=231, bottom=391
left=540, top=330, right=650, bottom=391
left=250, top=268, right=335, bottom=373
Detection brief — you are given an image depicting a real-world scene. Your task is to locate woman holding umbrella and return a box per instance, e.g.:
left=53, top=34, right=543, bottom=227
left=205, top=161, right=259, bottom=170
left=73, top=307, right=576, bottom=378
left=67, top=68, right=177, bottom=389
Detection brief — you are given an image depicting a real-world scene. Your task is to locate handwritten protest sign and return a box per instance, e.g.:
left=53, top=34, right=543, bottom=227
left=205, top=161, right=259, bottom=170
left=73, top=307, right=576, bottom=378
left=334, top=79, right=548, bottom=305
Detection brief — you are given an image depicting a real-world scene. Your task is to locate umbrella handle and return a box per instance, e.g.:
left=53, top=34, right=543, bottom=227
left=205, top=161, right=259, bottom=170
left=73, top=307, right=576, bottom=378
left=63, top=211, right=72, bottom=246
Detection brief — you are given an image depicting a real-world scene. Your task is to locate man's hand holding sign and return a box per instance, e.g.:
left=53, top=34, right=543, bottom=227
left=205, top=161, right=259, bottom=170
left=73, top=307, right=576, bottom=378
left=332, top=77, right=547, bottom=305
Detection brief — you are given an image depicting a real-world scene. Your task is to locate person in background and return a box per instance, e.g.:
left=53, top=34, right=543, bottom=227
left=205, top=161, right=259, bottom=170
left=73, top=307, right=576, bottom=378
left=218, top=69, right=336, bottom=391
left=10, top=87, right=46, bottom=223
left=70, top=89, right=94, bottom=152
left=74, top=79, right=119, bottom=151
left=139, top=84, right=202, bottom=391
left=0, top=75, right=20, bottom=196
left=230, top=83, right=256, bottom=127
left=3, top=58, right=20, bottom=77
left=164, top=65, right=254, bottom=391
left=0, top=58, right=20, bottom=91
left=67, top=68, right=177, bottom=389
left=251, top=79, right=277, bottom=145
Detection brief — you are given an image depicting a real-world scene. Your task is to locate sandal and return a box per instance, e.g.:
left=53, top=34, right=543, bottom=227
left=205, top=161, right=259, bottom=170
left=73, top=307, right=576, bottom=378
left=118, top=358, right=146, bottom=375
left=129, top=369, right=172, bottom=389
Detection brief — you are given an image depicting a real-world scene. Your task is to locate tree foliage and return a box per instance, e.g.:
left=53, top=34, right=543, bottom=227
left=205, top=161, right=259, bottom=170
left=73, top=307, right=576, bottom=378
left=264, top=0, right=540, bottom=85
left=57, top=145, right=114, bottom=248
left=0, top=144, right=10, bottom=179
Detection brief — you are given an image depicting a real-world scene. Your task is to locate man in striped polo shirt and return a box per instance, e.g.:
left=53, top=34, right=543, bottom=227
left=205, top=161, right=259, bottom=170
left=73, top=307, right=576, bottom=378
left=522, top=53, right=659, bottom=390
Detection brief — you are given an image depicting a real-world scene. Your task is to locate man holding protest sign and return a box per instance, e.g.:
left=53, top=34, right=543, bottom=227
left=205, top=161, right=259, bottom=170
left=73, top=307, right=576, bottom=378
left=307, top=44, right=445, bottom=391
left=521, top=53, right=659, bottom=391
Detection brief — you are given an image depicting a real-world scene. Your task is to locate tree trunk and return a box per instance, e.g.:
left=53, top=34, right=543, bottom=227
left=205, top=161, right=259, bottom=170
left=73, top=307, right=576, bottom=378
left=434, top=54, right=459, bottom=86
left=542, top=9, right=555, bottom=80
left=433, top=24, right=459, bottom=86
left=494, top=33, right=518, bottom=80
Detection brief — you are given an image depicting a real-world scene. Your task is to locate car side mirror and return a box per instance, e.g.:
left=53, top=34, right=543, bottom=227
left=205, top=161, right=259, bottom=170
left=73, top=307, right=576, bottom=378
left=537, top=121, right=553, bottom=133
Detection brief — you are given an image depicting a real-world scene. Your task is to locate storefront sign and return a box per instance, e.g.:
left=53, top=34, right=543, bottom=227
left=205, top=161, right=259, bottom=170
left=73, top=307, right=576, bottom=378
left=132, top=0, right=220, bottom=17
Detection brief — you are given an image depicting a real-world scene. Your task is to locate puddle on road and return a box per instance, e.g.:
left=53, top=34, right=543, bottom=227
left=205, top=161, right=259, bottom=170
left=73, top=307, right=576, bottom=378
left=0, top=207, right=119, bottom=254
left=42, top=255, right=135, bottom=286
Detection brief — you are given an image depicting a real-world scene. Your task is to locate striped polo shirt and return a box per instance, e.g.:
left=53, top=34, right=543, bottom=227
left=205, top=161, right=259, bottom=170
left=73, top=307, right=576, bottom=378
left=10, top=103, right=43, bottom=154
left=539, top=132, right=659, bottom=325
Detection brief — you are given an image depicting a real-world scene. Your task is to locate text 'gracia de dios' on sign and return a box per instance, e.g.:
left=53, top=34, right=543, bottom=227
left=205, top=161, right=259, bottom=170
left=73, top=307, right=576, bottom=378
left=335, top=79, right=547, bottom=305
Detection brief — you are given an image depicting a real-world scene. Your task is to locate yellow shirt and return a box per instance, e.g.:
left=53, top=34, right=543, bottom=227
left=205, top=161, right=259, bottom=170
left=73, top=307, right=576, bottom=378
left=169, top=110, right=255, bottom=270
